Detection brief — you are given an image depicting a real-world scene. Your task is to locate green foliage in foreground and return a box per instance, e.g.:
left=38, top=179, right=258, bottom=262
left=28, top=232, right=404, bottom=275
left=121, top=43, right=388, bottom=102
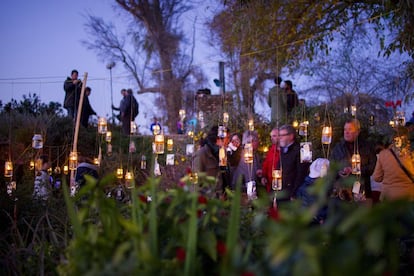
left=57, top=174, right=414, bottom=276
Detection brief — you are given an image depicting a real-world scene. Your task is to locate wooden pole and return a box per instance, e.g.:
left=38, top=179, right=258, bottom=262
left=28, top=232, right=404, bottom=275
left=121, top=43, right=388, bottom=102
left=70, top=72, right=88, bottom=188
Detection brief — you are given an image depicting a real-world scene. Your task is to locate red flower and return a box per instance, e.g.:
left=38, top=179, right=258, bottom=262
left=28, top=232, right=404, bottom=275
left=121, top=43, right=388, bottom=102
left=241, top=272, right=255, bottom=276
left=198, top=195, right=208, bottom=204
left=138, top=195, right=148, bottom=203
left=216, top=240, right=227, bottom=256
left=186, top=167, right=192, bottom=175
left=267, top=206, right=280, bottom=221
left=396, top=99, right=402, bottom=107
left=197, top=209, right=203, bottom=218
left=176, top=247, right=186, bottom=262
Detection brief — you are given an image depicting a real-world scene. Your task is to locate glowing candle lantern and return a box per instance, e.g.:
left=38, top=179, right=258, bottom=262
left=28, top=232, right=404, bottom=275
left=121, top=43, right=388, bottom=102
left=130, top=121, right=137, bottom=134
left=321, top=126, right=332, bottom=144
left=219, top=146, right=227, bottom=167
left=167, top=138, right=174, bottom=151
left=47, top=167, right=52, bottom=175
left=140, top=155, right=147, bottom=170
left=292, top=120, right=299, bottom=128
left=93, top=158, right=100, bottom=166
left=299, top=122, right=308, bottom=137
left=32, top=134, right=43, bottom=149
left=351, top=153, right=361, bottom=175
left=35, top=158, right=42, bottom=171
left=54, top=166, right=61, bottom=174
left=218, top=125, right=227, bottom=138
left=125, top=171, right=133, bottom=180
left=187, top=130, right=194, bottom=138
left=179, top=109, right=186, bottom=121
left=116, top=168, right=123, bottom=179
left=154, top=134, right=165, bottom=154
left=248, top=119, right=254, bottom=131
left=98, top=117, right=107, bottom=134
left=152, top=124, right=161, bottom=135
left=29, top=160, right=35, bottom=170
left=272, top=169, right=282, bottom=191
left=351, top=105, right=357, bottom=116
left=105, top=131, right=112, bottom=143
left=69, top=151, right=78, bottom=171
left=389, top=120, right=395, bottom=127
left=223, top=112, right=229, bottom=124
left=63, top=165, right=69, bottom=175
left=4, top=161, right=13, bottom=178
left=244, top=143, right=253, bottom=164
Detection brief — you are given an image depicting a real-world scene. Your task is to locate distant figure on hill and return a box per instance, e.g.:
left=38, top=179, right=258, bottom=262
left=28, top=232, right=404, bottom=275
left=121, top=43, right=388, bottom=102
left=63, top=69, right=82, bottom=119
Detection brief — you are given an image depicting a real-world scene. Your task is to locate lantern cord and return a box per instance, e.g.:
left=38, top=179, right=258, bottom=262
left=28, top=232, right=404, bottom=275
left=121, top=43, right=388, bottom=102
left=322, top=103, right=332, bottom=159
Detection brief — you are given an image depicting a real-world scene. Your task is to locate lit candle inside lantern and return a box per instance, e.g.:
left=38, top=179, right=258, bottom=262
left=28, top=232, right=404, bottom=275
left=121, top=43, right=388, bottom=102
left=351, top=153, right=361, bottom=175
left=179, top=109, right=186, bottom=121
left=152, top=124, right=161, bottom=135
left=29, top=160, right=35, bottom=170
left=248, top=119, right=254, bottom=131
left=223, top=112, right=229, bottom=124
left=4, top=161, right=13, bottom=178
left=321, top=126, right=332, bottom=144
left=272, top=169, right=282, bottom=191
left=219, top=146, right=227, bottom=167
left=32, top=134, right=43, bottom=149
left=351, top=105, right=357, bottom=116
left=116, top=168, right=123, bottom=179
left=130, top=121, right=137, bottom=134
left=69, top=151, right=78, bottom=171
left=63, top=165, right=69, bottom=175
left=105, top=131, right=112, bottom=143
left=54, top=166, right=61, bottom=174
left=154, top=134, right=165, bottom=154
left=299, top=122, right=308, bottom=136
left=389, top=120, right=395, bottom=127
left=167, top=138, right=173, bottom=151
left=98, top=117, right=108, bottom=134
left=140, top=155, right=147, bottom=170
left=125, top=171, right=133, bottom=180
left=244, top=143, right=253, bottom=163
left=93, top=158, right=100, bottom=166
left=292, top=120, right=299, bottom=128
left=187, top=130, right=194, bottom=138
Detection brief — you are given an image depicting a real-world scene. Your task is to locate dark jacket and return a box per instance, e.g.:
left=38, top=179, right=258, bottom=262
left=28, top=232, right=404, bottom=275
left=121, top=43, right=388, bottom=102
left=330, top=139, right=376, bottom=197
left=63, top=77, right=82, bottom=109
left=75, top=162, right=99, bottom=188
left=80, top=96, right=96, bottom=128
left=279, top=141, right=310, bottom=200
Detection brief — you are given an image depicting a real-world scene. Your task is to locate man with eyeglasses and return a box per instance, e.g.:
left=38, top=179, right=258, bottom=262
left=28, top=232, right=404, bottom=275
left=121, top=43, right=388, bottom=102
left=277, top=125, right=310, bottom=201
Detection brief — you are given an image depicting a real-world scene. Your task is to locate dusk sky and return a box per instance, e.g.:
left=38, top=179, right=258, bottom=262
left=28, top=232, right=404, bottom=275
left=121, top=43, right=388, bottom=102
left=0, top=0, right=222, bottom=133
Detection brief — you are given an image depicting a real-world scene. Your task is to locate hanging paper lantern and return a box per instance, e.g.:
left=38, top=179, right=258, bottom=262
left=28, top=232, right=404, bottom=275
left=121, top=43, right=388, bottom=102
left=140, top=155, right=147, bottom=170
left=4, top=161, right=13, bottom=178
left=69, top=151, right=78, bottom=171
left=167, top=138, right=173, bottom=151
left=116, top=168, right=123, bottom=179
left=321, top=126, right=332, bottom=144
left=29, top=160, right=35, bottom=170
left=63, top=165, right=69, bottom=175
left=105, top=131, right=112, bottom=143
left=154, top=134, right=165, bottom=154
left=32, top=134, right=43, bottom=149
left=130, top=121, right=137, bottom=134
left=244, top=143, right=253, bottom=164
left=223, top=112, right=229, bottom=124
left=98, top=117, right=108, bottom=134
left=351, top=154, right=361, bottom=175
left=271, top=169, right=282, bottom=191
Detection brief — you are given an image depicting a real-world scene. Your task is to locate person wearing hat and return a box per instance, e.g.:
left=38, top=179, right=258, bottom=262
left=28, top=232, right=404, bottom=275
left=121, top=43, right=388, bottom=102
left=296, top=158, right=330, bottom=223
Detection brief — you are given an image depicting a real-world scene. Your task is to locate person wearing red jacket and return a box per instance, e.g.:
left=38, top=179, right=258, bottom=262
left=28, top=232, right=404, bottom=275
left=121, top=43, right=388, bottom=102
left=261, top=128, right=280, bottom=192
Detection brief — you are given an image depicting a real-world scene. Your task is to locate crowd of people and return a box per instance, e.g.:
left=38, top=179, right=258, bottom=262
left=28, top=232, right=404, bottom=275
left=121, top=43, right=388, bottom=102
left=193, top=116, right=414, bottom=223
